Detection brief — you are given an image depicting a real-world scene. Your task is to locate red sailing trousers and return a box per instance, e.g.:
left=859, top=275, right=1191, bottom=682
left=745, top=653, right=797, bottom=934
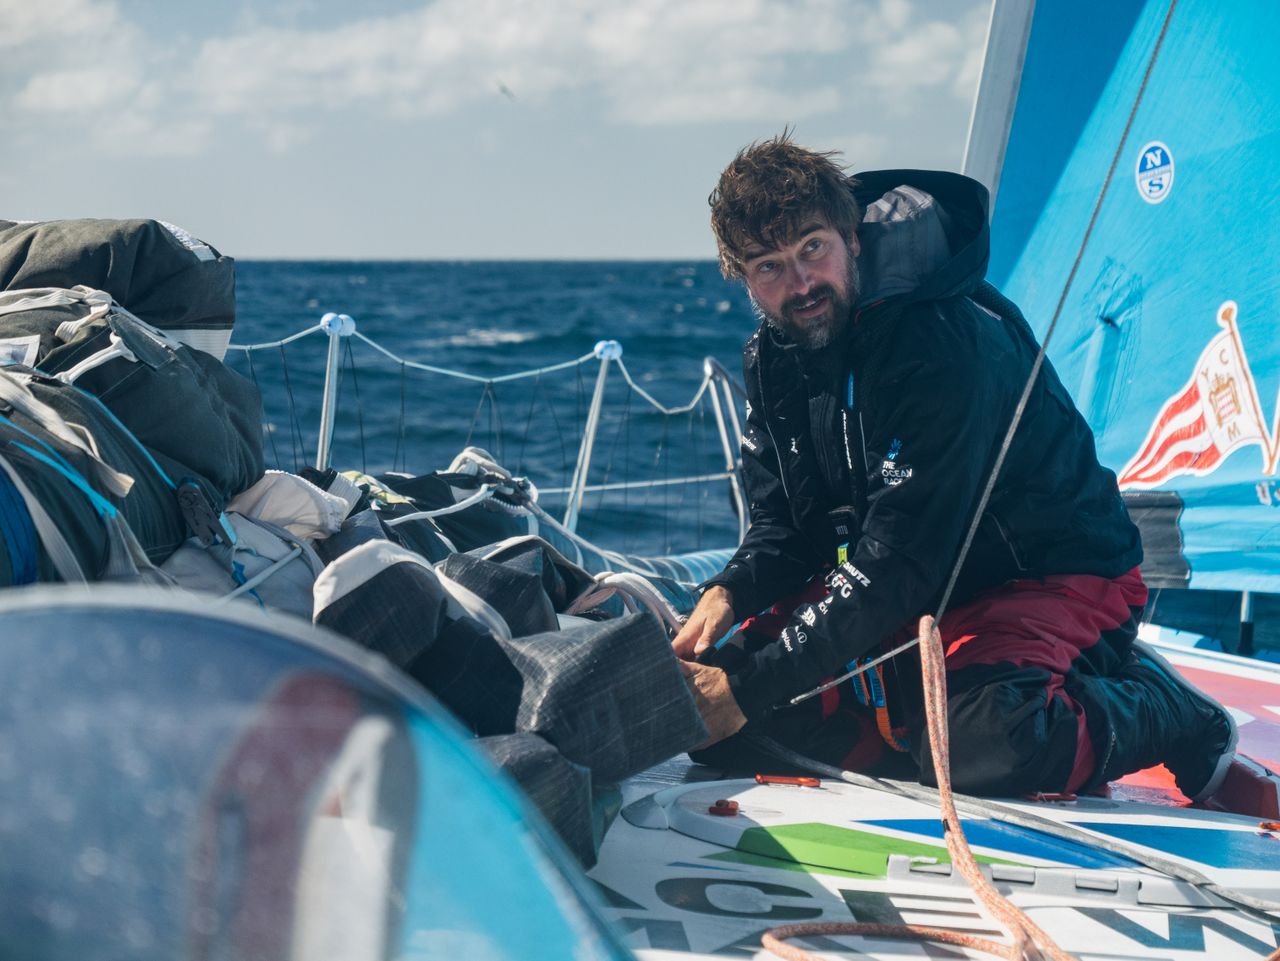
left=715, top=568, right=1149, bottom=795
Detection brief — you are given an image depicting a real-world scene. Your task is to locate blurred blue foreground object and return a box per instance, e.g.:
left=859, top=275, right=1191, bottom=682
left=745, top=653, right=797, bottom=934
left=0, top=585, right=633, bottom=961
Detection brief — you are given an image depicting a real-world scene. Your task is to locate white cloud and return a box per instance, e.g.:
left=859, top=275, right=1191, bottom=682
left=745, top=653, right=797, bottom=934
left=1, top=0, right=988, bottom=157
left=0, top=0, right=123, bottom=49
left=96, top=109, right=214, bottom=159
left=15, top=64, right=143, bottom=112
left=183, top=0, right=975, bottom=128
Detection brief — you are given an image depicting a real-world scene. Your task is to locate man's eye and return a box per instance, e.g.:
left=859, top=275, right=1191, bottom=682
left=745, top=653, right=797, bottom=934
left=804, top=238, right=825, bottom=254
left=756, top=262, right=777, bottom=275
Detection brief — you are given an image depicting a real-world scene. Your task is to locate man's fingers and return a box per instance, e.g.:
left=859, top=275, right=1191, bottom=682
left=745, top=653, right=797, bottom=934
left=672, top=625, right=699, bottom=658
left=672, top=615, right=708, bottom=658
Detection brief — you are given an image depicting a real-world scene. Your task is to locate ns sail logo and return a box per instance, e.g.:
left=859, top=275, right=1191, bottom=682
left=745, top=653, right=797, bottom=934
left=1136, top=141, right=1174, bottom=204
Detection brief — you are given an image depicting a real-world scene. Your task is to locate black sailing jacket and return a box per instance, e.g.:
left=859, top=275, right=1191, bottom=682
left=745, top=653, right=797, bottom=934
left=704, top=170, right=1143, bottom=722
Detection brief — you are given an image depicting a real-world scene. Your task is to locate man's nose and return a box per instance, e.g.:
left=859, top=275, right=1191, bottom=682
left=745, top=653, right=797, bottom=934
left=790, top=260, right=815, bottom=295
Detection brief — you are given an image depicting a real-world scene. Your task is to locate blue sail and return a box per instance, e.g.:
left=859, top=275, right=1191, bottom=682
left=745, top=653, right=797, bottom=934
left=970, top=0, right=1280, bottom=593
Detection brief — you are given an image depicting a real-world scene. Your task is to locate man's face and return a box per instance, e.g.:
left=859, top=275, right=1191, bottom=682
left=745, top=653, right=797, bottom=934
left=742, top=217, right=861, bottom=350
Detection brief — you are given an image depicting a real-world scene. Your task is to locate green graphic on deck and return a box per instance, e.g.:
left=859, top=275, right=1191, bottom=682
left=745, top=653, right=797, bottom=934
left=706, top=822, right=1026, bottom=878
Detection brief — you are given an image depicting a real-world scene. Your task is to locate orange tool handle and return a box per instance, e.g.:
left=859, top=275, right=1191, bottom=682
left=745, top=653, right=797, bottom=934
left=755, top=774, right=820, bottom=787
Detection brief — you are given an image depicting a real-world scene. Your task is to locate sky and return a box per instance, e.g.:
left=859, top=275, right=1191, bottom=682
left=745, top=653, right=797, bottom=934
left=2, top=0, right=990, bottom=260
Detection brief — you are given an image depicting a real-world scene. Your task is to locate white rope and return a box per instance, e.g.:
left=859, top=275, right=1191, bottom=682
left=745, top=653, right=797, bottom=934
left=225, top=324, right=325, bottom=351
left=615, top=358, right=712, bottom=415
left=213, top=546, right=304, bottom=603
left=381, top=485, right=496, bottom=526
left=566, top=571, right=686, bottom=633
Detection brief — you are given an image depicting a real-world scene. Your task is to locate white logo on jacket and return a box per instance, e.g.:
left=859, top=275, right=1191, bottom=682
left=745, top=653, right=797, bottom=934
left=881, top=437, right=911, bottom=486
left=839, top=561, right=871, bottom=587
left=881, top=461, right=913, bottom=486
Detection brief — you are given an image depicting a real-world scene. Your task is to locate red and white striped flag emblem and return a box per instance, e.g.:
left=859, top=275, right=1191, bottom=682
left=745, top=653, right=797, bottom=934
left=1118, top=301, right=1271, bottom=489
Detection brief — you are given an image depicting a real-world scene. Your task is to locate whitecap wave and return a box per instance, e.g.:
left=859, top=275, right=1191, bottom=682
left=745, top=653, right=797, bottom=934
left=415, top=328, right=540, bottom=349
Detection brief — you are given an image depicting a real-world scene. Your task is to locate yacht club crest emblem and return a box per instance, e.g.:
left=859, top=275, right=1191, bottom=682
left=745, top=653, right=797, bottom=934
left=1119, top=301, right=1275, bottom=489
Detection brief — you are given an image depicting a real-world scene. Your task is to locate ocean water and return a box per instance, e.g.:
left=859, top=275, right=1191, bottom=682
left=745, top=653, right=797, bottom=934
left=228, top=260, right=755, bottom=558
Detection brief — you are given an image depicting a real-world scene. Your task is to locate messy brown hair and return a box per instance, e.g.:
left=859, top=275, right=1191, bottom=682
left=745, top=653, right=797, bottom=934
left=709, top=132, right=861, bottom=280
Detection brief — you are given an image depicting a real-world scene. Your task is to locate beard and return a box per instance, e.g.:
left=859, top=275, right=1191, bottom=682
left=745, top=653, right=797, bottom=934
left=753, top=253, right=862, bottom=351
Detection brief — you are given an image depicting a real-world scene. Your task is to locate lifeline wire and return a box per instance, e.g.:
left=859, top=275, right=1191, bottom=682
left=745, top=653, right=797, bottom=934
left=353, top=330, right=594, bottom=383
left=788, top=0, right=1180, bottom=706
left=243, top=350, right=284, bottom=470
left=224, top=323, right=324, bottom=351
left=278, top=343, right=307, bottom=473
left=615, top=357, right=712, bottom=415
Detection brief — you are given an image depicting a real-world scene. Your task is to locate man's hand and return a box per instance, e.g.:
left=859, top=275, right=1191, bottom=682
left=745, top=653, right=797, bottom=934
left=681, top=659, right=747, bottom=748
left=672, top=585, right=736, bottom=659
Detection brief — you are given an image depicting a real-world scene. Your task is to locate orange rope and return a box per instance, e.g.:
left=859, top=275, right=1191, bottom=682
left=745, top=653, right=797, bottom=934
left=762, top=922, right=1026, bottom=961
left=761, top=616, right=1280, bottom=961
left=762, top=615, right=1079, bottom=961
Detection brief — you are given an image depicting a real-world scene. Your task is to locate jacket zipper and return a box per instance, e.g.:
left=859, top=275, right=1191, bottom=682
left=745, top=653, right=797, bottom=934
left=846, top=373, right=869, bottom=507
left=989, top=511, right=1028, bottom=572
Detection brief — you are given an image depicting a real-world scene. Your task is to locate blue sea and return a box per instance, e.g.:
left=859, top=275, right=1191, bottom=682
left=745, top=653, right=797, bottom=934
left=229, top=260, right=755, bottom=558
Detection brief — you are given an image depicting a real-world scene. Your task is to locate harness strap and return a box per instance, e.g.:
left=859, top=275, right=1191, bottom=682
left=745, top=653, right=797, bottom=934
left=849, top=656, right=910, bottom=753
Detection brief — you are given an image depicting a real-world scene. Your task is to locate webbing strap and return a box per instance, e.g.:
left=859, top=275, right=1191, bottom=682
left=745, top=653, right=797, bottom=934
left=0, top=452, right=86, bottom=583
left=11, top=443, right=117, bottom=519
left=0, top=285, right=112, bottom=323
left=0, top=372, right=133, bottom=498
left=101, top=512, right=173, bottom=586
left=849, top=658, right=910, bottom=753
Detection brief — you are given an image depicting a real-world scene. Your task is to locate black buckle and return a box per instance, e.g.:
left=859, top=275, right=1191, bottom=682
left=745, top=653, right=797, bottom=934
left=177, top=480, right=235, bottom=546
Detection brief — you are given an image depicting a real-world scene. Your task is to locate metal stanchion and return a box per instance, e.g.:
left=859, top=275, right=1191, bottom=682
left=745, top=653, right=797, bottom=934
left=315, top=312, right=355, bottom=471
left=563, top=340, right=621, bottom=532
left=705, top=357, right=749, bottom=542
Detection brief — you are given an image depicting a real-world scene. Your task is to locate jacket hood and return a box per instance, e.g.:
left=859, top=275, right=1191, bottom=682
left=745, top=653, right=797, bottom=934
left=852, top=169, right=990, bottom=307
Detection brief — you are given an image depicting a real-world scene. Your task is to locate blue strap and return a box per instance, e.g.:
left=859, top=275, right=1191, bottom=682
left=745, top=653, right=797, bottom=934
left=846, top=656, right=888, bottom=709
left=0, top=467, right=37, bottom=584
left=11, top=442, right=118, bottom=519
left=0, top=412, right=78, bottom=476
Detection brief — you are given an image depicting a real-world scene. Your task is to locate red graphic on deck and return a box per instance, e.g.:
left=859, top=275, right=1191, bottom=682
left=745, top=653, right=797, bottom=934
left=1119, top=301, right=1274, bottom=489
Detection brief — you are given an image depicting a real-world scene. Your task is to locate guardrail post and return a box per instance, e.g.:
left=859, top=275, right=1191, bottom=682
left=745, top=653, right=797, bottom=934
left=563, top=340, right=621, bottom=532
left=315, top=312, right=356, bottom=471
left=704, top=357, right=749, bottom=542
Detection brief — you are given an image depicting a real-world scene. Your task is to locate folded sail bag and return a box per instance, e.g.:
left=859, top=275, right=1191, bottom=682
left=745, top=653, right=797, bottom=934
left=0, top=218, right=235, bottom=359
left=0, top=287, right=264, bottom=500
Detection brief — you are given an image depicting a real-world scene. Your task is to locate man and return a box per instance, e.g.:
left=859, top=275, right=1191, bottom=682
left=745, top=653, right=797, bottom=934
left=674, top=134, right=1278, bottom=814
